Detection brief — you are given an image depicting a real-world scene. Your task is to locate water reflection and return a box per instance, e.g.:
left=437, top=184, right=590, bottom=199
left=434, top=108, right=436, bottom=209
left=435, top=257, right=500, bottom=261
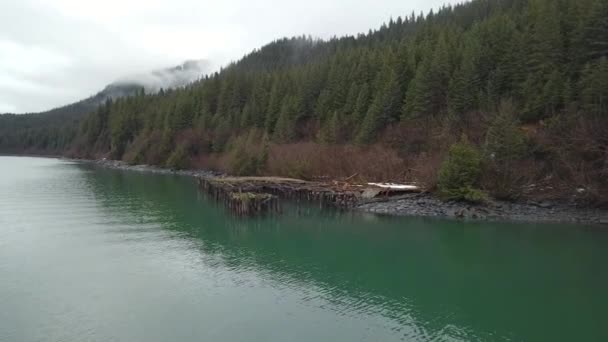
left=76, top=163, right=608, bottom=342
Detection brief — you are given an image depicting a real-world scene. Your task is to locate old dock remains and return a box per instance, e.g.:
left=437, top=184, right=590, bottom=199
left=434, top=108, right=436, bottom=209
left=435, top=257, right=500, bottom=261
left=197, top=176, right=422, bottom=216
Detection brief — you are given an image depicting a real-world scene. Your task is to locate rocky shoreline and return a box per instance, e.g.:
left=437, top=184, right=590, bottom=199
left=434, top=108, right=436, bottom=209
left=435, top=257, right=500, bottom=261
left=357, top=193, right=608, bottom=226
left=79, top=158, right=607, bottom=226
left=80, top=158, right=220, bottom=178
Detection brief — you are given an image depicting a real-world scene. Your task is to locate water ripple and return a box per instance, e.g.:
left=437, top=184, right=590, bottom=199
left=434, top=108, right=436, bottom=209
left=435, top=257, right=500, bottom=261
left=2, top=157, right=607, bottom=342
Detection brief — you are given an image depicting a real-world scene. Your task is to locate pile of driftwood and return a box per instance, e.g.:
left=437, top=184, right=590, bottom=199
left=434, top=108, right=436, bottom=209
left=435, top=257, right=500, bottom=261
left=197, top=176, right=422, bottom=217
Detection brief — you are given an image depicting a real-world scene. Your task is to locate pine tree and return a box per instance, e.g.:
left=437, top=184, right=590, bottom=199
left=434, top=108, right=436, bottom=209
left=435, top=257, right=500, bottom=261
left=264, top=77, right=284, bottom=134
left=581, top=0, right=608, bottom=62
left=342, top=83, right=360, bottom=117
left=579, top=57, right=608, bottom=117
left=542, top=70, right=565, bottom=116
left=484, top=100, right=527, bottom=198
left=352, top=83, right=371, bottom=121
left=448, top=42, right=480, bottom=119
left=438, top=135, right=484, bottom=202
left=319, top=111, right=340, bottom=144
left=521, top=0, right=565, bottom=120
left=354, top=63, right=403, bottom=144
left=402, top=59, right=434, bottom=119
left=273, top=96, right=298, bottom=143
left=356, top=99, right=382, bottom=145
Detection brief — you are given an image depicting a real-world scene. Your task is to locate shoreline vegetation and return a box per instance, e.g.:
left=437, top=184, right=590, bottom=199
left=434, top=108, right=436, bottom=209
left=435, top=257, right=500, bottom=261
left=80, top=157, right=607, bottom=226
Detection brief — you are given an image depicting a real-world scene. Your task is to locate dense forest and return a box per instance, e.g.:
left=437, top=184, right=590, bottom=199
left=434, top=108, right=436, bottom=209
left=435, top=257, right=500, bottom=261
left=1, top=0, right=607, bottom=205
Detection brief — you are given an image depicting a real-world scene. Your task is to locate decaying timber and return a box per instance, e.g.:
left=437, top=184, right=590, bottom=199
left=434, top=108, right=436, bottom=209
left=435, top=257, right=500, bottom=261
left=227, top=192, right=279, bottom=216
left=197, top=176, right=421, bottom=216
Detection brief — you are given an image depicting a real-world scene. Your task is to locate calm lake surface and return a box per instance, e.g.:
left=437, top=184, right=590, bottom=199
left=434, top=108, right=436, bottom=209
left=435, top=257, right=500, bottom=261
left=1, top=156, right=607, bottom=342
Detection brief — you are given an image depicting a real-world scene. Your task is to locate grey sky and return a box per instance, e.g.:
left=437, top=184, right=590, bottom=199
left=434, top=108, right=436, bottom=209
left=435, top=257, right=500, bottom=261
left=0, top=0, right=460, bottom=113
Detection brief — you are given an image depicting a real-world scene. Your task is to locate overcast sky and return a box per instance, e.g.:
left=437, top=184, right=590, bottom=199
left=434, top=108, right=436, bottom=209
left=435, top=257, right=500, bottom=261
left=0, top=0, right=460, bottom=113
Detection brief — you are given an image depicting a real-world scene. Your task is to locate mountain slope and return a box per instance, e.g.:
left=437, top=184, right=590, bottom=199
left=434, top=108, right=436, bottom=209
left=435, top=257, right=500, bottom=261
left=0, top=60, right=208, bottom=153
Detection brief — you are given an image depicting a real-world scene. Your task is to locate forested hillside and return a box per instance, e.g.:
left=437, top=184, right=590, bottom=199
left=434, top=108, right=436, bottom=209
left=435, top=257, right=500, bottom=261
left=0, top=60, right=207, bottom=153
left=0, top=85, right=146, bottom=154
left=1, top=0, right=607, bottom=205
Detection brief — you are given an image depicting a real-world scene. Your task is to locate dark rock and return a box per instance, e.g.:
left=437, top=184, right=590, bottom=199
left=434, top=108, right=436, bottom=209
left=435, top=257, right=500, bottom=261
left=356, top=192, right=606, bottom=225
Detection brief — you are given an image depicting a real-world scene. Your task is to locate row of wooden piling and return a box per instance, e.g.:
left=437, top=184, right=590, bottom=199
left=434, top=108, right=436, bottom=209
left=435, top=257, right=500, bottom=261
left=197, top=178, right=279, bottom=216
left=197, top=176, right=360, bottom=216
left=227, top=192, right=280, bottom=217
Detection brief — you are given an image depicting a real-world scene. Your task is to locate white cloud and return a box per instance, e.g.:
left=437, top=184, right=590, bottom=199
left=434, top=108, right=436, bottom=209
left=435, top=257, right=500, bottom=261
left=0, top=0, right=460, bottom=113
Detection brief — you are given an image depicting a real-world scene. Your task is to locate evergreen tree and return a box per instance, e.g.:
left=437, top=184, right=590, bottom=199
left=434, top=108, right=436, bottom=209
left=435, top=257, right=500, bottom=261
left=581, top=0, right=608, bottom=62
left=484, top=100, right=527, bottom=198
left=402, top=58, right=434, bottom=119
left=579, top=57, right=608, bottom=117
left=352, top=83, right=371, bottom=121
left=264, top=77, right=285, bottom=134
left=438, top=135, right=485, bottom=202
left=319, top=111, right=340, bottom=144
left=273, top=96, right=298, bottom=143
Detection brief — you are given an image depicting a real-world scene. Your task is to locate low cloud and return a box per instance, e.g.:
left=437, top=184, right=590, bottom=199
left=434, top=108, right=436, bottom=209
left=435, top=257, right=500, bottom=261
left=0, top=0, right=459, bottom=113
left=114, top=60, right=211, bottom=93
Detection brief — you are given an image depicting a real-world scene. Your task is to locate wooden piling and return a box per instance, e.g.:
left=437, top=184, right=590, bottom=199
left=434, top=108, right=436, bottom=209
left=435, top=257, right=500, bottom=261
left=226, top=192, right=280, bottom=217
left=197, top=176, right=360, bottom=216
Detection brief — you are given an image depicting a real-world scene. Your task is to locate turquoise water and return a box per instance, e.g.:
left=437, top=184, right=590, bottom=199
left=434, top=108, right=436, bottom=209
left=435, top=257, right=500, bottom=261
left=1, top=156, right=607, bottom=341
